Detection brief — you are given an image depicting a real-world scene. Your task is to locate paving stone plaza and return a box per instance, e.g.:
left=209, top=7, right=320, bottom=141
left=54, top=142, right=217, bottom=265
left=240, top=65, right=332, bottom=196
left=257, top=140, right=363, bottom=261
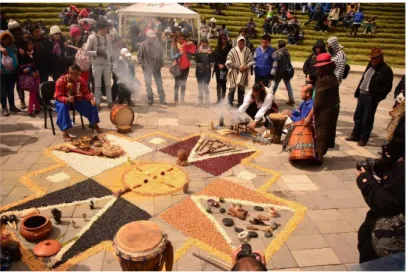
left=0, top=62, right=403, bottom=271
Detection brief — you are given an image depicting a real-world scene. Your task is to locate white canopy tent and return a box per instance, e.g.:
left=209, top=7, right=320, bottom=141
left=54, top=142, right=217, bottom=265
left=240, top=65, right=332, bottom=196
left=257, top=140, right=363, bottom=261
left=117, top=3, right=201, bottom=41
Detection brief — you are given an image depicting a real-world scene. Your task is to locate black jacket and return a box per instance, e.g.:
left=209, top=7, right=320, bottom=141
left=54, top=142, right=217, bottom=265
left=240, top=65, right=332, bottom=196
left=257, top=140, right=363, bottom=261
left=30, top=35, right=52, bottom=74
left=355, top=61, right=394, bottom=102
left=357, top=161, right=405, bottom=263
left=214, top=43, right=232, bottom=72
left=303, top=39, right=326, bottom=82
left=195, top=48, right=214, bottom=83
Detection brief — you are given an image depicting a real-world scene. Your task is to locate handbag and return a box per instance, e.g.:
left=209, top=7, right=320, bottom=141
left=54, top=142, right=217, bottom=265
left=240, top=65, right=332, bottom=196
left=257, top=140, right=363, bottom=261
left=169, top=60, right=181, bottom=77
left=372, top=213, right=405, bottom=257
left=220, top=69, right=227, bottom=80
left=18, top=74, right=39, bottom=92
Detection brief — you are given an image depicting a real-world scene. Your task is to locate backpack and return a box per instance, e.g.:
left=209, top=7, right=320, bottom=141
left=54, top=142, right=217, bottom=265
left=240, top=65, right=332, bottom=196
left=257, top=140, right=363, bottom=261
left=284, top=55, right=295, bottom=79
left=68, top=45, right=91, bottom=71
left=372, top=213, right=405, bottom=257
left=343, top=63, right=350, bottom=79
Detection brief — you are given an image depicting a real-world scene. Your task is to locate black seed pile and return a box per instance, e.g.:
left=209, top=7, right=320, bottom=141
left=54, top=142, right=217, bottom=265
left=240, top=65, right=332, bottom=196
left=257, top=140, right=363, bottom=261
left=52, top=198, right=151, bottom=269
left=5, top=179, right=112, bottom=212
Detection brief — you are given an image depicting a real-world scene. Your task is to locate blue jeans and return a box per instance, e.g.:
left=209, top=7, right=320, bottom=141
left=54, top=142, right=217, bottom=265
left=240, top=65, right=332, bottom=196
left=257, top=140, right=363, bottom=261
left=143, top=69, right=165, bottom=102
left=272, top=78, right=294, bottom=102
left=1, top=74, right=17, bottom=109
left=55, top=100, right=100, bottom=131
left=354, top=252, right=405, bottom=271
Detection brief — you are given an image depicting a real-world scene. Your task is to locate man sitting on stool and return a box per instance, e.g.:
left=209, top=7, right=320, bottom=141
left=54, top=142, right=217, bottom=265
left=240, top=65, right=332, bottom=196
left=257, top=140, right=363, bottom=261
left=238, top=83, right=278, bottom=131
left=55, top=64, right=101, bottom=141
left=282, top=84, right=314, bottom=126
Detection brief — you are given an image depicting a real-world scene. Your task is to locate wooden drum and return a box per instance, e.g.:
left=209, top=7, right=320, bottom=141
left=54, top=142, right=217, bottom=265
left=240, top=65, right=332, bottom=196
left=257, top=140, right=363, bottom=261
left=287, top=121, right=315, bottom=161
left=268, top=113, right=287, bottom=144
left=110, top=105, right=135, bottom=134
left=113, top=221, right=174, bottom=271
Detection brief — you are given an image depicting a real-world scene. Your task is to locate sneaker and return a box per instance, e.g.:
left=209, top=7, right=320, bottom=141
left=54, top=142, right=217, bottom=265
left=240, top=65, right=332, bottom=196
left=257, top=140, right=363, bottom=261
left=9, top=106, right=21, bottom=112
left=2, top=108, right=10, bottom=117
left=28, top=113, right=35, bottom=118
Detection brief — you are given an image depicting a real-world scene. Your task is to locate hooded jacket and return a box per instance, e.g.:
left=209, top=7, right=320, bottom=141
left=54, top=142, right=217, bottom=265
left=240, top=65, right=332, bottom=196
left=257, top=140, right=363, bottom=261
left=303, top=40, right=326, bottom=82
left=327, top=36, right=346, bottom=85
left=275, top=47, right=291, bottom=82
left=84, top=31, right=112, bottom=66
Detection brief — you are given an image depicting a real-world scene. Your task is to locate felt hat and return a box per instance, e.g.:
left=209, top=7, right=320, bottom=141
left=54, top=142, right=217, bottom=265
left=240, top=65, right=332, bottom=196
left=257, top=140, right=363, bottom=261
left=313, top=53, right=334, bottom=67
left=369, top=47, right=383, bottom=58
left=50, top=25, right=62, bottom=36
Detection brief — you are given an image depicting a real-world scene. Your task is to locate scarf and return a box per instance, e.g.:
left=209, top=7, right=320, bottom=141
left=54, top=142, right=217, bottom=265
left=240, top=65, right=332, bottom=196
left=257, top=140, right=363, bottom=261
left=27, top=49, right=34, bottom=59
left=53, top=40, right=62, bottom=57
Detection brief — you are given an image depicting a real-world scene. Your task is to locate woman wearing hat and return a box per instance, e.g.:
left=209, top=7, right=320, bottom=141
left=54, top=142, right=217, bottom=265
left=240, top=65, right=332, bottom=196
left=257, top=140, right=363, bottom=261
left=305, top=52, right=340, bottom=165
left=66, top=26, right=89, bottom=83
left=50, top=25, right=70, bottom=81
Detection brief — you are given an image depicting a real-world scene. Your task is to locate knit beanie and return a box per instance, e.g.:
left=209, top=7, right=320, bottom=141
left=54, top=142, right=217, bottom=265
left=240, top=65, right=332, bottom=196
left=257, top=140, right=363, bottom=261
left=70, top=27, right=81, bottom=37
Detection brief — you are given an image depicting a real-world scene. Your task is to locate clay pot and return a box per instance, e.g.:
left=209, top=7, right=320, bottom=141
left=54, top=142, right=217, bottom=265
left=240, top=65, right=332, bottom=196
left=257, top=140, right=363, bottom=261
left=20, top=214, right=52, bottom=241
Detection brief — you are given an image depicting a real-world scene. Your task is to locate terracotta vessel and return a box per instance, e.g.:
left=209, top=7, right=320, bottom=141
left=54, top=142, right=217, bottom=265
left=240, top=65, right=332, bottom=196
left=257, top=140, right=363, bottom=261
left=33, top=240, right=61, bottom=257
left=19, top=214, right=52, bottom=241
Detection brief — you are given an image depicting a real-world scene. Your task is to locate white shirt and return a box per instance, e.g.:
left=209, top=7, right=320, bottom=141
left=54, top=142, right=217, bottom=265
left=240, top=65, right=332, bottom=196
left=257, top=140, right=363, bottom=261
left=238, top=87, right=275, bottom=122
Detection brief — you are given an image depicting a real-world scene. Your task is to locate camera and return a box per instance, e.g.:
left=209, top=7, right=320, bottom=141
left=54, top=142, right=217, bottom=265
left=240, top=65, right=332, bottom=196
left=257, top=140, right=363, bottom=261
left=237, top=243, right=260, bottom=260
left=356, top=158, right=385, bottom=178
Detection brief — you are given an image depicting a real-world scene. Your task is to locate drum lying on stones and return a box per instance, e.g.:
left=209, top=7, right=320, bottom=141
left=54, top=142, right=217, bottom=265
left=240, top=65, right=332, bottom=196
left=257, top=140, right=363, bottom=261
left=113, top=221, right=174, bottom=271
left=110, top=105, right=135, bottom=133
left=287, top=121, right=315, bottom=161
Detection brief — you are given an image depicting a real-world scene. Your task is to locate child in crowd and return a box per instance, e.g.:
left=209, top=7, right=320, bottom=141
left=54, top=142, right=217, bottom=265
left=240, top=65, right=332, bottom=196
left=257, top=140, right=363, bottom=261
left=112, top=48, right=137, bottom=106
left=18, top=39, right=40, bottom=117
left=194, top=37, right=214, bottom=107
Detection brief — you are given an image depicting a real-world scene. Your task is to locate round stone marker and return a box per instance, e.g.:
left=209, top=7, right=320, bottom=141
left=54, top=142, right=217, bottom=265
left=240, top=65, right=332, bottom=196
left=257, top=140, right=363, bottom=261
left=264, top=231, right=273, bottom=238
left=234, top=227, right=244, bottom=233
left=219, top=208, right=226, bottom=213
left=254, top=206, right=264, bottom=211
left=270, top=222, right=278, bottom=230
left=222, top=218, right=234, bottom=227
left=248, top=231, right=258, bottom=238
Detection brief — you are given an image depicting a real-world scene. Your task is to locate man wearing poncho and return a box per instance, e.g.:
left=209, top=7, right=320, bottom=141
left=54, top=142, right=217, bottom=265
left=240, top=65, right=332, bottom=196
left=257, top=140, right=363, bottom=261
left=226, top=36, right=254, bottom=108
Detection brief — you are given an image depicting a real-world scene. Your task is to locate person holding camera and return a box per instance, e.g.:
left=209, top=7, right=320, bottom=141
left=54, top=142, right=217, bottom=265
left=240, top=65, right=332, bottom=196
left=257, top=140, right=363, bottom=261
left=231, top=245, right=267, bottom=271
left=356, top=115, right=405, bottom=264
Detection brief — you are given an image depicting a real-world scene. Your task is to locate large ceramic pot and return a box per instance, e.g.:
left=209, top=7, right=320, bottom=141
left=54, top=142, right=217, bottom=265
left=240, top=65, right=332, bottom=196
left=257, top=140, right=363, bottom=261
left=20, top=214, right=52, bottom=241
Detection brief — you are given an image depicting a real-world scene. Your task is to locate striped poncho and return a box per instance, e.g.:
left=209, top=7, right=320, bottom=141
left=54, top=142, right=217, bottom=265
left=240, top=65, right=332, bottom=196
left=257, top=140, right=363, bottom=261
left=225, top=39, right=255, bottom=89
